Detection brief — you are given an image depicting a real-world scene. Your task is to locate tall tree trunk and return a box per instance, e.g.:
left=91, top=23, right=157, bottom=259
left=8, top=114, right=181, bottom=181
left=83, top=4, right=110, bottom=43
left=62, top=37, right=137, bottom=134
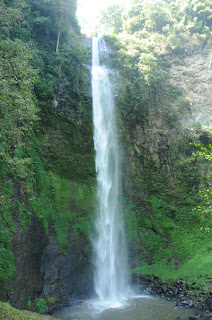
left=56, top=30, right=61, bottom=53
left=56, top=14, right=62, bottom=53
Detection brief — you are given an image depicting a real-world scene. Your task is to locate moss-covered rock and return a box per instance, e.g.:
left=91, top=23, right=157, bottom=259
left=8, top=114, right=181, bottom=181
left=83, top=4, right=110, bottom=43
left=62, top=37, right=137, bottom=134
left=0, top=301, right=54, bottom=320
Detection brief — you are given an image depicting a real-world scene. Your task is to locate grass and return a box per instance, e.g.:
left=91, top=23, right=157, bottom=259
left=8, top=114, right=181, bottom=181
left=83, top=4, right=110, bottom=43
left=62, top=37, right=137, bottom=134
left=134, top=248, right=212, bottom=284
left=48, top=172, right=96, bottom=251
left=133, top=222, right=212, bottom=288
left=0, top=301, right=55, bottom=320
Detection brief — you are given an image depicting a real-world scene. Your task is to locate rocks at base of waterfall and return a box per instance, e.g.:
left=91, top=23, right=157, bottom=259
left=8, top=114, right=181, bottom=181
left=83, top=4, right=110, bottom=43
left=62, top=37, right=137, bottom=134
left=189, top=312, right=212, bottom=320
left=205, top=294, right=212, bottom=312
left=176, top=296, right=194, bottom=308
left=132, top=274, right=212, bottom=319
left=46, top=299, right=70, bottom=314
left=41, top=244, right=92, bottom=299
left=40, top=226, right=93, bottom=313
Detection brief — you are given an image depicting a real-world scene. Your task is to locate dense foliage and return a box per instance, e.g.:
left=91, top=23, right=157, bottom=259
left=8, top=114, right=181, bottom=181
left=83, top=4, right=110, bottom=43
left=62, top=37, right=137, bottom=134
left=0, top=0, right=94, bottom=290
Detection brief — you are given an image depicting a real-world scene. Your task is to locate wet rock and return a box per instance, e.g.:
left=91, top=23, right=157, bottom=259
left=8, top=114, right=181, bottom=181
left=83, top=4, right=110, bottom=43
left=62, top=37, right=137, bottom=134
left=41, top=231, right=93, bottom=305
left=205, top=294, right=212, bottom=312
left=162, top=284, right=168, bottom=294
left=133, top=274, right=212, bottom=317
left=189, top=311, right=212, bottom=320
left=189, top=300, right=194, bottom=307
left=46, top=300, right=69, bottom=314
left=176, top=298, right=192, bottom=308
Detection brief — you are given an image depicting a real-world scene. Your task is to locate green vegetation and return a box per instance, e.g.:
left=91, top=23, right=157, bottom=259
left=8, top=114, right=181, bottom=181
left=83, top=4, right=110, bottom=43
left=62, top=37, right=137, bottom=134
left=124, top=143, right=212, bottom=285
left=100, top=0, right=212, bottom=130
left=99, top=4, right=124, bottom=34
left=46, top=297, right=59, bottom=304
left=0, top=301, right=54, bottom=320
left=0, top=0, right=94, bottom=292
left=49, top=172, right=95, bottom=250
left=100, top=0, right=212, bottom=52
left=34, top=298, right=47, bottom=315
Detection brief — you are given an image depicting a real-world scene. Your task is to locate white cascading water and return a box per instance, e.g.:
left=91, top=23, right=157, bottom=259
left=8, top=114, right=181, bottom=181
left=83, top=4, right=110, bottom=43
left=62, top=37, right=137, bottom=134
left=92, top=37, right=129, bottom=307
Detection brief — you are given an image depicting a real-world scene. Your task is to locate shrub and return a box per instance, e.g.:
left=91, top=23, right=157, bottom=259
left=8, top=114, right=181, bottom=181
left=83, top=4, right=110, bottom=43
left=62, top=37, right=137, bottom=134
left=35, top=298, right=47, bottom=314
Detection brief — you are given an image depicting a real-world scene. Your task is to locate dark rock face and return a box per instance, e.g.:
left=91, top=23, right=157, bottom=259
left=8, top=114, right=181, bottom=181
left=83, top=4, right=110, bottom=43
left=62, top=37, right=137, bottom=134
left=133, top=274, right=212, bottom=320
left=205, top=294, right=212, bottom=312
left=0, top=214, right=93, bottom=312
left=41, top=230, right=93, bottom=311
left=3, top=214, right=48, bottom=309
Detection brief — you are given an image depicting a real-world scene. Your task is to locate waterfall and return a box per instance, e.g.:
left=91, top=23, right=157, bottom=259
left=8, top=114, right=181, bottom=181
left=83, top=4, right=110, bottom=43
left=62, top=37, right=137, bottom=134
left=91, top=37, right=129, bottom=307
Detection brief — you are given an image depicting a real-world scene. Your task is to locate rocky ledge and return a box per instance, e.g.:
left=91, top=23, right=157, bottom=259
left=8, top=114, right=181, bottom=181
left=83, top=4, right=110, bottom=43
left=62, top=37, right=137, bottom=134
left=133, top=274, right=212, bottom=320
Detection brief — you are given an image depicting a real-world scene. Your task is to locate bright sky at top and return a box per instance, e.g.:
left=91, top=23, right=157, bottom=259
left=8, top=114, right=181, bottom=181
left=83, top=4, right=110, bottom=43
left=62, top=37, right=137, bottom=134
left=77, top=0, right=131, bottom=36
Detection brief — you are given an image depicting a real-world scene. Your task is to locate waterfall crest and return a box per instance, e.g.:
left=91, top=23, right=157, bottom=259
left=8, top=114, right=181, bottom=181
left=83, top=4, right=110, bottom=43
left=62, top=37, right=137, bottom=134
left=92, top=37, right=129, bottom=307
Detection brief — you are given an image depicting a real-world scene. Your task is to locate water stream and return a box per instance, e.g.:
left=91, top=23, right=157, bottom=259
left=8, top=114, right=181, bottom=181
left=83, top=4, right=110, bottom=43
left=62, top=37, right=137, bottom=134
left=91, top=37, right=129, bottom=307
left=53, top=296, right=194, bottom=320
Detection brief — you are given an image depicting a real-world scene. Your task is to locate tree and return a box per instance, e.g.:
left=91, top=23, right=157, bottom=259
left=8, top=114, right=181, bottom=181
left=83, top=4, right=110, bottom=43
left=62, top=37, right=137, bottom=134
left=142, top=0, right=172, bottom=32
left=193, top=0, right=212, bottom=28
left=98, top=4, right=124, bottom=34
left=0, top=0, right=22, bottom=38
left=43, top=0, right=78, bottom=52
